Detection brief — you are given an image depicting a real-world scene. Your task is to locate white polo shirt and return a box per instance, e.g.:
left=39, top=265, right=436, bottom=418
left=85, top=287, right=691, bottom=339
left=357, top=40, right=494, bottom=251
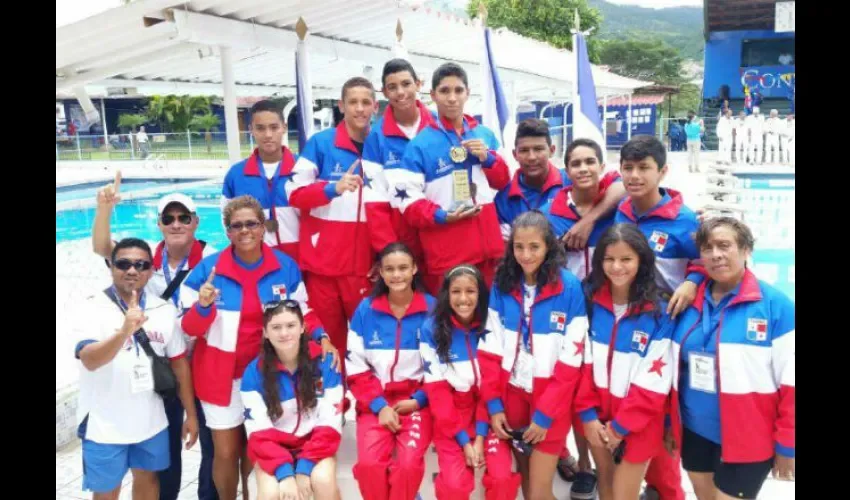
left=74, top=292, right=186, bottom=444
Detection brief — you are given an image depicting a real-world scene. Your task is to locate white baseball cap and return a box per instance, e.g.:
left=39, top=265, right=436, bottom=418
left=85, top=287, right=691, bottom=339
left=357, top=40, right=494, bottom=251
left=157, top=193, right=197, bottom=215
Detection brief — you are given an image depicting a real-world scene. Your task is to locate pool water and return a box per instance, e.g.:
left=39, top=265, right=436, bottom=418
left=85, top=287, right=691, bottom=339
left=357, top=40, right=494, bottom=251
left=739, top=174, right=795, bottom=301
left=55, top=176, right=796, bottom=301
left=56, top=178, right=208, bottom=204
left=56, top=183, right=229, bottom=249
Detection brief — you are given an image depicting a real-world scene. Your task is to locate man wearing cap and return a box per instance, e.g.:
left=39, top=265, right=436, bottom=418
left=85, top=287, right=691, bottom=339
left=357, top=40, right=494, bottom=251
left=92, top=176, right=219, bottom=500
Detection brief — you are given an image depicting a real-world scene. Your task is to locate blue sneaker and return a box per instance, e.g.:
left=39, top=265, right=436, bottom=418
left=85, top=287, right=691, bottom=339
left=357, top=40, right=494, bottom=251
left=570, top=471, right=598, bottom=500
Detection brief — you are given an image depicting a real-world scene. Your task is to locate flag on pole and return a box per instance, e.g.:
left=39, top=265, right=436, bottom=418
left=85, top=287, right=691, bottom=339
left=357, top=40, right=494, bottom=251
left=572, top=15, right=604, bottom=148
left=295, top=17, right=314, bottom=153
left=481, top=26, right=510, bottom=146
left=392, top=18, right=409, bottom=59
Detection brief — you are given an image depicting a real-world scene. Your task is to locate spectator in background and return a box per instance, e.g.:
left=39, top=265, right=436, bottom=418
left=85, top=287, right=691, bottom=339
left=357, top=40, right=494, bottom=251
left=137, top=126, right=151, bottom=159
left=733, top=111, right=749, bottom=166
left=684, top=112, right=703, bottom=173
left=715, top=108, right=734, bottom=165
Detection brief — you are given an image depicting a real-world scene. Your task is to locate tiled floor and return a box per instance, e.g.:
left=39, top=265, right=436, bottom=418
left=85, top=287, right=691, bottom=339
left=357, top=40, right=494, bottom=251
left=56, top=400, right=795, bottom=500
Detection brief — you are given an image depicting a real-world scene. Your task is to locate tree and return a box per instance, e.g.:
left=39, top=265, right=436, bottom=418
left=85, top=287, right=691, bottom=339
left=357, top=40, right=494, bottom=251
left=598, top=38, right=684, bottom=85
left=118, top=114, right=148, bottom=151
left=467, top=0, right=604, bottom=62
left=189, top=112, right=222, bottom=153
left=669, top=83, right=701, bottom=118
left=146, top=95, right=215, bottom=132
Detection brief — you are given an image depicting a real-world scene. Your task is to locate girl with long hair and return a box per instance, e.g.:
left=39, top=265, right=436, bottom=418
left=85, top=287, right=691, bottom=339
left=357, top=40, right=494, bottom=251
left=478, top=210, right=588, bottom=500
left=419, top=265, right=517, bottom=499
left=347, top=242, right=436, bottom=500
left=575, top=223, right=678, bottom=500
left=240, top=301, right=343, bottom=500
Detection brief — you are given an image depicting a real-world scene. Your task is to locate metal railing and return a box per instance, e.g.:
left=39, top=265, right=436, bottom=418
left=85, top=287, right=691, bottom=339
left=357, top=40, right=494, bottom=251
left=56, top=131, right=301, bottom=161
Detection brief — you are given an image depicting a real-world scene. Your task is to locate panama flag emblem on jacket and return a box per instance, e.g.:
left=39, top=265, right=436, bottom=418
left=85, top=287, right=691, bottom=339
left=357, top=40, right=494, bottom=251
left=550, top=311, right=567, bottom=331
left=631, top=331, right=649, bottom=353
left=746, top=318, right=768, bottom=341
left=649, top=231, right=669, bottom=252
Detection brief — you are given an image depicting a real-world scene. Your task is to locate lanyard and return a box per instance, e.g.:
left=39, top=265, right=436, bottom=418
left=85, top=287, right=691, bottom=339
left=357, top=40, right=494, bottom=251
left=161, top=247, right=188, bottom=307
left=700, top=299, right=724, bottom=352
left=261, top=155, right=283, bottom=242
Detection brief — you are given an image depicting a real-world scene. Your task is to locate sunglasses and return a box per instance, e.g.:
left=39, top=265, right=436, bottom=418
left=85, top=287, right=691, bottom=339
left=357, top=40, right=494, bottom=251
left=263, top=299, right=300, bottom=312
left=161, top=214, right=193, bottom=225
left=113, top=259, right=152, bottom=272
left=227, top=220, right=262, bottom=232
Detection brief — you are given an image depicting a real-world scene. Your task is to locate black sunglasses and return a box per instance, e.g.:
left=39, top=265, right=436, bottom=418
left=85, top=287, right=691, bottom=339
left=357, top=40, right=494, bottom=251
left=228, top=220, right=262, bottom=232
left=113, top=259, right=152, bottom=272
left=161, top=214, right=193, bottom=225
left=263, top=299, right=300, bottom=312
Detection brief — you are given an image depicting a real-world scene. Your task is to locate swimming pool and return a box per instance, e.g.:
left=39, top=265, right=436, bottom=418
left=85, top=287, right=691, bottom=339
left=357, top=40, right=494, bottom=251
left=55, top=175, right=796, bottom=302
left=56, top=183, right=229, bottom=248
left=738, top=173, right=795, bottom=301
left=56, top=177, right=208, bottom=204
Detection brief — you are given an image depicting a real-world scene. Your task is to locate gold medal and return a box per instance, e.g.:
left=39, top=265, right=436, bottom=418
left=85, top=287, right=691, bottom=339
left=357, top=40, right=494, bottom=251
left=264, top=219, right=279, bottom=233
left=450, top=146, right=468, bottom=163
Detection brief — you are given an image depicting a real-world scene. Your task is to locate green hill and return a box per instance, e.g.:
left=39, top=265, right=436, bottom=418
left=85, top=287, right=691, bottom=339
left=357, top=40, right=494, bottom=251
left=588, top=0, right=705, bottom=62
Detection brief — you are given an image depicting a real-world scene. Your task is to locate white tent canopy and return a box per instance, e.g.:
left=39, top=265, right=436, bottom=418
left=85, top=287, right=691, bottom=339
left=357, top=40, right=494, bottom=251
left=56, top=0, right=650, bottom=101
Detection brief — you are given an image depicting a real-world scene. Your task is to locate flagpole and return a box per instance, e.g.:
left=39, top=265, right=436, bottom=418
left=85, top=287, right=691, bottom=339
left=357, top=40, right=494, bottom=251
left=478, top=2, right=516, bottom=172
left=570, top=9, right=605, bottom=163
left=295, top=17, right=314, bottom=153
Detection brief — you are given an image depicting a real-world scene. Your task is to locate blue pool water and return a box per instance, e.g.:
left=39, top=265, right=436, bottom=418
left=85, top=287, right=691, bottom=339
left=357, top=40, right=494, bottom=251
left=56, top=176, right=795, bottom=301
left=738, top=173, right=795, bottom=301
left=56, top=183, right=230, bottom=249
left=56, top=178, right=207, bottom=204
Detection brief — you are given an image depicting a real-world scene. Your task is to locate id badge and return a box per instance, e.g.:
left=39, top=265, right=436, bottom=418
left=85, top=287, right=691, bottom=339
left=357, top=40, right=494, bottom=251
left=451, top=169, right=473, bottom=210
left=509, top=345, right=534, bottom=393
left=131, top=360, right=155, bottom=394
left=688, top=352, right=716, bottom=394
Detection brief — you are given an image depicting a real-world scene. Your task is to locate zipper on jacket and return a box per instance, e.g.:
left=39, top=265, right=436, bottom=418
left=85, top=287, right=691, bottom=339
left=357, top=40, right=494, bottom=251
left=463, top=330, right=479, bottom=389
left=605, top=317, right=623, bottom=418
left=388, top=318, right=403, bottom=383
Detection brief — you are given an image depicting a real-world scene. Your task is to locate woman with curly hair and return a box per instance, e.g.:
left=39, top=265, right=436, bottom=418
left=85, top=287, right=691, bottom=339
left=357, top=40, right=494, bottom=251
left=478, top=210, right=589, bottom=500
left=418, top=264, right=516, bottom=499
left=240, top=301, right=343, bottom=500
left=573, top=223, right=680, bottom=500
left=180, top=195, right=337, bottom=500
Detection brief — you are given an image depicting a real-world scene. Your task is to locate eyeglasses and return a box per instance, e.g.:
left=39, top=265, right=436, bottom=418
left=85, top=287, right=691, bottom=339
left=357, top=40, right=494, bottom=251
left=113, top=259, right=153, bottom=272
left=161, top=214, right=193, bottom=225
left=227, top=220, right=262, bottom=232
left=263, top=299, right=300, bottom=312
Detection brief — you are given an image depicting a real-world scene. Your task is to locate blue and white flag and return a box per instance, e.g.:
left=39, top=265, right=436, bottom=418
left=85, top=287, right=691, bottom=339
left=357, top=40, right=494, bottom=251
left=481, top=27, right=510, bottom=147
left=573, top=31, right=604, bottom=148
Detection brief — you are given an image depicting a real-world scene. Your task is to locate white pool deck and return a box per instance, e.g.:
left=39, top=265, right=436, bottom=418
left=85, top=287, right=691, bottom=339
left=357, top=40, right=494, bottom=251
left=55, top=153, right=795, bottom=499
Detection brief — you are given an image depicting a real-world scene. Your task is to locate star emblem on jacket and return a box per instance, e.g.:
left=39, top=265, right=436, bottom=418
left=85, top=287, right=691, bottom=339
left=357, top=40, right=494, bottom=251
left=649, top=357, right=666, bottom=377
left=394, top=186, right=410, bottom=202
left=573, top=340, right=585, bottom=356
